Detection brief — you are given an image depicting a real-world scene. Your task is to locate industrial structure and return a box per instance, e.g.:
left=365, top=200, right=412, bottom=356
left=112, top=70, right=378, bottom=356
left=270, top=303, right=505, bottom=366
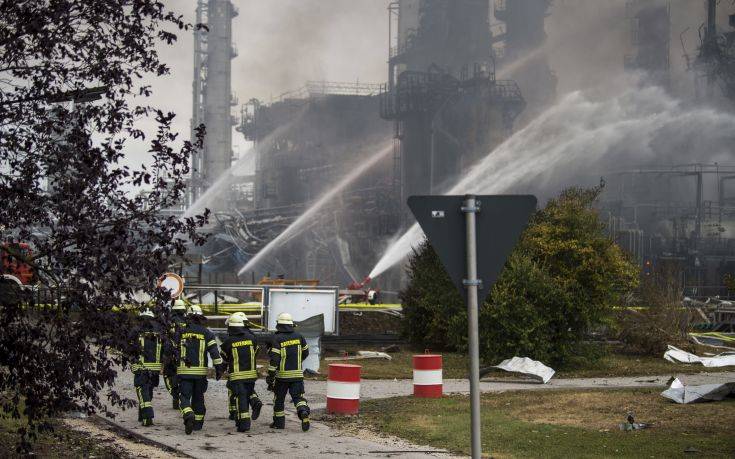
left=492, top=0, right=556, bottom=111
left=382, top=0, right=526, bottom=212
left=692, top=0, right=735, bottom=102
left=181, top=1, right=735, bottom=299
left=624, top=0, right=671, bottom=88
left=185, top=0, right=538, bottom=287
left=188, top=0, right=238, bottom=207
left=600, top=164, right=735, bottom=297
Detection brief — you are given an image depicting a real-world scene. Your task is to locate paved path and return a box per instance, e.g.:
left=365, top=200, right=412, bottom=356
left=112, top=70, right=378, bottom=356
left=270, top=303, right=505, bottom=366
left=105, top=371, right=735, bottom=458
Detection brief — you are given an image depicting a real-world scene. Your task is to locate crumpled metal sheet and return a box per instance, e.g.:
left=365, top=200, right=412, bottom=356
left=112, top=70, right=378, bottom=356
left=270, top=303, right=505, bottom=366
left=492, top=356, right=555, bottom=384
left=661, top=377, right=735, bottom=404
left=663, top=345, right=735, bottom=367
left=296, top=314, right=325, bottom=374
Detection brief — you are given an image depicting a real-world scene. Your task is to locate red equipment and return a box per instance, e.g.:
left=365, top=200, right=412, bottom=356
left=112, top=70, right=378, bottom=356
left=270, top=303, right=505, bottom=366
left=1, top=242, right=35, bottom=285
left=343, top=276, right=380, bottom=304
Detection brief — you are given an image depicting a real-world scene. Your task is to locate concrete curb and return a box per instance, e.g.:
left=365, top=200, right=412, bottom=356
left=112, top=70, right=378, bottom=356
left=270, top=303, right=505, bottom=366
left=91, top=414, right=194, bottom=458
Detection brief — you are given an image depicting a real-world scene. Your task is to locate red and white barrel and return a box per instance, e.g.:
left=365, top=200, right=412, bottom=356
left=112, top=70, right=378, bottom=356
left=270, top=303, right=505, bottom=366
left=326, top=364, right=361, bottom=415
left=413, top=354, right=443, bottom=398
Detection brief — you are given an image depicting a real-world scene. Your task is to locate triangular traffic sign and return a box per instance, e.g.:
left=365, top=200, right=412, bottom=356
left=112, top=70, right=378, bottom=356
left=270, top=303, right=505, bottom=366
left=408, top=195, right=537, bottom=302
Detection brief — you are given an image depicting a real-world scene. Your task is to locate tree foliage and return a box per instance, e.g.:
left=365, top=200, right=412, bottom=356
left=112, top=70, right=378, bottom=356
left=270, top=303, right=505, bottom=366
left=401, top=187, right=639, bottom=366
left=0, top=1, right=206, bottom=449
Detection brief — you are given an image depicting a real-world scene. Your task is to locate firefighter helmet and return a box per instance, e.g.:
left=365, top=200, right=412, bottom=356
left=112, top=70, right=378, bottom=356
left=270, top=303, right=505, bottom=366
left=276, top=312, right=294, bottom=325
left=139, top=308, right=154, bottom=318
left=172, top=299, right=186, bottom=311
left=188, top=305, right=203, bottom=316
left=228, top=312, right=246, bottom=327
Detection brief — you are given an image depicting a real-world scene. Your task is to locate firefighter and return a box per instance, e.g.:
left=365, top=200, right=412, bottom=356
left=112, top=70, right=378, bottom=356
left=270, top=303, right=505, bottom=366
left=132, top=308, right=162, bottom=427
left=163, top=299, right=187, bottom=409
left=266, top=312, right=310, bottom=431
left=176, top=305, right=224, bottom=434
left=220, top=312, right=263, bottom=432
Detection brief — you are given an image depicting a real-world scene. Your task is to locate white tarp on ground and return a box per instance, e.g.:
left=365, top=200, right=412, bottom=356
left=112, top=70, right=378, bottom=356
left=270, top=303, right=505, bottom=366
left=663, top=345, right=735, bottom=367
left=661, top=377, right=735, bottom=404
left=492, top=356, right=555, bottom=384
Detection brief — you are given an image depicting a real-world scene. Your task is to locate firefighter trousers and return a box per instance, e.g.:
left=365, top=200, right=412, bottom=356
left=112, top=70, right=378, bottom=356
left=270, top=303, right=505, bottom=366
left=134, top=371, right=159, bottom=421
left=272, top=379, right=309, bottom=428
left=228, top=380, right=261, bottom=429
left=163, top=367, right=179, bottom=407
left=228, top=380, right=261, bottom=419
left=178, top=376, right=208, bottom=429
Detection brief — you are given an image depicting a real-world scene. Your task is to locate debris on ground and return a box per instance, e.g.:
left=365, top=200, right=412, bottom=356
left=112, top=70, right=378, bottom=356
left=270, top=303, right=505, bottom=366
left=663, top=345, right=735, bottom=367
left=325, top=351, right=392, bottom=361
left=660, top=377, right=735, bottom=404
left=489, top=356, right=555, bottom=383
left=688, top=332, right=735, bottom=351
left=381, top=344, right=401, bottom=354
left=618, top=412, right=651, bottom=430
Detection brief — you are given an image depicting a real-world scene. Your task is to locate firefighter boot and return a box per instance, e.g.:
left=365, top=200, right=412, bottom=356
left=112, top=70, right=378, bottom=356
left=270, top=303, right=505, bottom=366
left=237, top=418, right=251, bottom=432
left=184, top=413, right=195, bottom=435
left=298, top=407, right=310, bottom=432
left=251, top=399, right=263, bottom=421
left=229, top=411, right=236, bottom=421
left=269, top=416, right=285, bottom=429
left=193, top=420, right=204, bottom=431
left=142, top=418, right=154, bottom=427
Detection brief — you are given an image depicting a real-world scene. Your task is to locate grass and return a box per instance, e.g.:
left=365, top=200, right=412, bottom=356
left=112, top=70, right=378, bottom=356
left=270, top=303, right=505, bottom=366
left=0, top=413, right=131, bottom=458
left=333, top=389, right=735, bottom=458
left=302, top=349, right=734, bottom=381
left=553, top=352, right=734, bottom=379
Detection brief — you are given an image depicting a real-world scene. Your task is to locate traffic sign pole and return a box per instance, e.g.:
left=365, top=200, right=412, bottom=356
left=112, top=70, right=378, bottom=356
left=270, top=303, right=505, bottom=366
left=462, top=195, right=482, bottom=459
left=408, top=194, right=536, bottom=459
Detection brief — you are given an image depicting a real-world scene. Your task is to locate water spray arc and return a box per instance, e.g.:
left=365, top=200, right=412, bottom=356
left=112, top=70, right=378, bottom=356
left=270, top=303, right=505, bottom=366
left=369, top=83, right=735, bottom=279
left=238, top=142, right=394, bottom=276
left=183, top=119, right=301, bottom=219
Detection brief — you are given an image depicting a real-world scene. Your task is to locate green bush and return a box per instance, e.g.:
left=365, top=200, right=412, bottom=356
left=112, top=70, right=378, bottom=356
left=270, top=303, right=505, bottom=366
left=400, top=187, right=639, bottom=367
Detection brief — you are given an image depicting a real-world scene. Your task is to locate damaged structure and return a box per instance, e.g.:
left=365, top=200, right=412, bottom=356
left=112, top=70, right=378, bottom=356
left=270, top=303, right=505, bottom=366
left=180, top=0, right=735, bottom=299
left=185, top=0, right=538, bottom=287
left=600, top=164, right=735, bottom=298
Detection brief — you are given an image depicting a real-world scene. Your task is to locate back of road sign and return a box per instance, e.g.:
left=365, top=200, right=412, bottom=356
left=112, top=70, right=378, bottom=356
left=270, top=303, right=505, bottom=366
left=408, top=195, right=537, bottom=302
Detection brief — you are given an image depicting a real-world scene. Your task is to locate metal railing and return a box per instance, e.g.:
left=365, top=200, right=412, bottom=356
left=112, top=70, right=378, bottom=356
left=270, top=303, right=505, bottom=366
left=273, top=81, right=383, bottom=103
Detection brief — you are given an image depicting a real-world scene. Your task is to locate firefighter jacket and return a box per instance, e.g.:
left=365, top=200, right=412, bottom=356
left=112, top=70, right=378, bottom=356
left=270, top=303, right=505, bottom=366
left=268, top=324, right=309, bottom=381
left=220, top=327, right=258, bottom=381
left=170, top=312, right=187, bottom=333
left=132, top=321, right=163, bottom=373
left=176, top=322, right=223, bottom=377
left=162, top=311, right=188, bottom=370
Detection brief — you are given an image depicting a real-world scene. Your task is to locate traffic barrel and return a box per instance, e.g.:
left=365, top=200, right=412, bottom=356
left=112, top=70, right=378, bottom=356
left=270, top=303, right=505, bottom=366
left=413, top=354, right=442, bottom=398
left=326, top=364, right=361, bottom=415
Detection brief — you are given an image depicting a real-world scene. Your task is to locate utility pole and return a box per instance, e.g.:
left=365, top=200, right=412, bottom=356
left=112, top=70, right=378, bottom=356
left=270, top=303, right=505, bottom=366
left=462, top=195, right=482, bottom=459
left=408, top=194, right=536, bottom=459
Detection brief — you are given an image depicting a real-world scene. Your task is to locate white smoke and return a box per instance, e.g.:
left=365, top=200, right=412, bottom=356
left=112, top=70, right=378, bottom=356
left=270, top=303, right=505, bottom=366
left=369, top=80, right=735, bottom=279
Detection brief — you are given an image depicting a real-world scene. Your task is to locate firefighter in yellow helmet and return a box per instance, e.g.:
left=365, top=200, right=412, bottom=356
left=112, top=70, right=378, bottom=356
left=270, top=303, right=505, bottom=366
left=132, top=308, right=162, bottom=427
left=163, top=298, right=187, bottom=409
left=267, top=312, right=310, bottom=431
left=176, top=305, right=224, bottom=434
left=220, top=312, right=263, bottom=432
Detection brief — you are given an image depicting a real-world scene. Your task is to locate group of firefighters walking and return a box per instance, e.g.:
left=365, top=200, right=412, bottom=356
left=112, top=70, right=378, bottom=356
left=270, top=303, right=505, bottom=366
left=131, top=299, right=310, bottom=434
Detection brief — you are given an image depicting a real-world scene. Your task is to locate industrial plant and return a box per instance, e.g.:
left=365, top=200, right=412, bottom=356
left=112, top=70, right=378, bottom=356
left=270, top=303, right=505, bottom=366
left=178, top=0, right=735, bottom=301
